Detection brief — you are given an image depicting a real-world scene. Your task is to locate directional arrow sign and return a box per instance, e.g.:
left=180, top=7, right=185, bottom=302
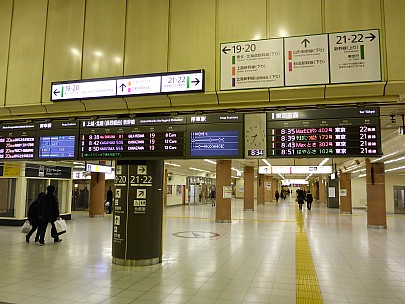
left=136, top=189, right=147, bottom=199
left=329, top=29, right=381, bottom=83
left=137, top=165, right=147, bottom=175
left=285, top=34, right=329, bottom=86
left=51, top=80, right=116, bottom=101
left=222, top=46, right=231, bottom=54
left=301, top=38, right=310, bottom=48
left=161, top=71, right=204, bottom=93
left=117, top=76, right=161, bottom=96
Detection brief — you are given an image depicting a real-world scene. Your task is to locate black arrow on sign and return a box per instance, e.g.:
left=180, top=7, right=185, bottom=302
left=365, top=32, right=376, bottom=42
left=119, top=83, right=126, bottom=92
left=301, top=38, right=310, bottom=48
left=191, top=78, right=200, bottom=86
left=139, top=166, right=146, bottom=173
left=139, top=191, right=145, bottom=197
left=53, top=89, right=60, bottom=96
left=222, top=46, right=231, bottom=54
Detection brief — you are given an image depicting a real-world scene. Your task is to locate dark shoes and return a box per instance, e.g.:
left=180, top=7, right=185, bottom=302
left=54, top=239, right=62, bottom=243
left=39, top=242, right=45, bottom=246
left=25, top=235, right=30, bottom=243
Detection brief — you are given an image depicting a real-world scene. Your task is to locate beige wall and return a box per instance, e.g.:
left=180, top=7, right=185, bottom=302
left=351, top=174, right=405, bottom=213
left=0, top=0, right=404, bottom=118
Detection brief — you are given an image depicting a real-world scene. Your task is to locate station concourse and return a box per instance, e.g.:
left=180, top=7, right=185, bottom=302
left=1, top=1, right=405, bottom=303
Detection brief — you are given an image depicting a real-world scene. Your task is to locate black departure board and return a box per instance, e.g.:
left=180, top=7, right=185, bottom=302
left=0, top=123, right=37, bottom=160
left=79, top=117, right=186, bottom=159
left=267, top=108, right=382, bottom=158
left=186, top=113, right=243, bottom=158
left=38, top=121, right=79, bottom=160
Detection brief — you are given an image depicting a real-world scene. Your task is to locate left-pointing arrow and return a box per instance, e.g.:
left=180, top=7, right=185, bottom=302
left=53, top=89, right=60, bottom=96
left=191, top=78, right=200, bottom=86
left=222, top=46, right=231, bottom=54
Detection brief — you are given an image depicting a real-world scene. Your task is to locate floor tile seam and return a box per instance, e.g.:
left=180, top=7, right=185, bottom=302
left=165, top=215, right=295, bottom=223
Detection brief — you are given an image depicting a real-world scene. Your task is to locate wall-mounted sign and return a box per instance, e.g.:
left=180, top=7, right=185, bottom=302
left=340, top=189, right=348, bottom=197
left=220, top=39, right=284, bottom=90
left=223, top=186, right=232, bottom=199
left=329, top=29, right=381, bottom=83
left=2, top=163, right=21, bottom=177
left=25, top=164, right=72, bottom=179
left=51, top=70, right=204, bottom=101
left=284, top=34, right=329, bottom=86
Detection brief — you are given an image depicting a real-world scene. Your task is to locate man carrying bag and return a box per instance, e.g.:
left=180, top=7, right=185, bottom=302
left=38, top=185, right=62, bottom=246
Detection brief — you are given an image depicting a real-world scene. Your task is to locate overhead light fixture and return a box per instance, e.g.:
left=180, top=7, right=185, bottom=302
left=165, top=162, right=181, bottom=167
left=262, top=159, right=271, bottom=166
left=372, top=152, right=398, bottom=163
left=319, top=158, right=329, bottom=166
left=204, top=159, right=217, bottom=165
left=385, top=156, right=405, bottom=164
left=385, top=165, right=405, bottom=172
left=278, top=173, right=285, bottom=179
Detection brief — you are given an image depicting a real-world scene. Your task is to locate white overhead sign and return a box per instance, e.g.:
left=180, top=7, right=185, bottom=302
left=282, top=179, right=309, bottom=185
left=220, top=39, right=284, bottom=90
left=51, top=70, right=204, bottom=101
left=329, top=29, right=381, bottom=83
left=86, top=163, right=113, bottom=174
left=161, top=72, right=204, bottom=92
left=259, top=166, right=332, bottom=175
left=284, top=34, right=329, bottom=86
left=52, top=80, right=117, bottom=101
left=117, top=76, right=161, bottom=96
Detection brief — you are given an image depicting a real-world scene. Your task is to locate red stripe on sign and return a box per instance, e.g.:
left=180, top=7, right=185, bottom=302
left=232, top=67, right=235, bottom=76
left=288, top=51, right=292, bottom=60
left=290, top=167, right=292, bottom=174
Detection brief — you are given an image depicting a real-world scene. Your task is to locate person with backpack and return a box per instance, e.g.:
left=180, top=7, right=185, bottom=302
left=26, top=192, right=45, bottom=243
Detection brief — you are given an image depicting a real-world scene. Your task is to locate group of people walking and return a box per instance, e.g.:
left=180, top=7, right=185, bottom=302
left=274, top=188, right=313, bottom=211
left=26, top=185, right=62, bottom=246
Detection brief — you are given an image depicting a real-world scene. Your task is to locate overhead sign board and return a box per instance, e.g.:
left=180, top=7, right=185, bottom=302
left=86, top=163, right=113, bottom=174
left=329, top=29, right=381, bottom=83
left=220, top=39, right=284, bottom=90
left=284, top=34, right=329, bottom=86
left=51, top=70, right=204, bottom=101
left=259, top=166, right=332, bottom=175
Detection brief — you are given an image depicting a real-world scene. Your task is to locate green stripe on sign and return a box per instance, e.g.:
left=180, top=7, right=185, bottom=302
left=360, top=45, right=365, bottom=60
left=187, top=76, right=190, bottom=88
left=61, top=86, right=64, bottom=97
left=232, top=56, right=235, bottom=65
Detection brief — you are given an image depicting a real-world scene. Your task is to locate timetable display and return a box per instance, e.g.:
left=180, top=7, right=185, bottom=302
left=79, top=117, right=186, bottom=159
left=267, top=108, right=381, bottom=158
left=186, top=113, right=243, bottom=158
left=0, top=131, right=36, bottom=160
left=190, top=130, right=239, bottom=157
left=39, top=135, right=76, bottom=159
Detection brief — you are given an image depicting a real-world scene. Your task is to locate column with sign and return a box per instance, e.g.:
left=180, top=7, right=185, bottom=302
left=112, top=160, right=164, bottom=266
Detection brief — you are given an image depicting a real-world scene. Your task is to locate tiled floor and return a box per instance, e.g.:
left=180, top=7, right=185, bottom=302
left=1, top=198, right=405, bottom=304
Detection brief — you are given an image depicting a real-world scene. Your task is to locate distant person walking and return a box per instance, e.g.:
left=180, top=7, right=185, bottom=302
left=297, top=189, right=305, bottom=211
left=25, top=192, right=45, bottom=243
left=38, top=185, right=62, bottom=246
left=275, top=190, right=280, bottom=202
left=106, top=186, right=113, bottom=214
left=306, top=191, right=313, bottom=211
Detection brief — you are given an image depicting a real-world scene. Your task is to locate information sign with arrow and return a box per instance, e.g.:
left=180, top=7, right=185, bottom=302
left=220, top=39, right=284, bottom=90
left=329, top=29, right=381, bottom=83
left=284, top=34, right=329, bottom=86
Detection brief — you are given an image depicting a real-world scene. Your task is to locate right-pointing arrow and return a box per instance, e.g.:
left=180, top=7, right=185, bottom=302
left=191, top=78, right=200, bottom=86
left=365, top=32, right=376, bottom=42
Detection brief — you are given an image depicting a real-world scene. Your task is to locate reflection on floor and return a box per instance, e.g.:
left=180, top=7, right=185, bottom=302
left=1, top=198, right=405, bottom=303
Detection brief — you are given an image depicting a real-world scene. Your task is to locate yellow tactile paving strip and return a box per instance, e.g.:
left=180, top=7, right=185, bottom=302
left=296, top=209, right=323, bottom=304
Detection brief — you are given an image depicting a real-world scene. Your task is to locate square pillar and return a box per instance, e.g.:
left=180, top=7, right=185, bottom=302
left=339, top=172, right=352, bottom=214
left=244, top=166, right=254, bottom=211
left=366, top=159, right=387, bottom=229
left=216, top=160, right=232, bottom=222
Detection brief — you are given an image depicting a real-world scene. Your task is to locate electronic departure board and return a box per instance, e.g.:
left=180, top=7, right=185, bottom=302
left=79, top=117, right=186, bottom=159
left=187, top=114, right=243, bottom=158
left=38, top=121, right=79, bottom=160
left=267, top=108, right=382, bottom=158
left=0, top=123, right=37, bottom=160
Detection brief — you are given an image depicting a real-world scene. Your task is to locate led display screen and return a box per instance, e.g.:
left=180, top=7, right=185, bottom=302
left=79, top=117, right=186, bottom=159
left=39, top=135, right=76, bottom=159
left=0, top=131, right=36, bottom=160
left=186, top=114, right=243, bottom=159
left=267, top=108, right=381, bottom=158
